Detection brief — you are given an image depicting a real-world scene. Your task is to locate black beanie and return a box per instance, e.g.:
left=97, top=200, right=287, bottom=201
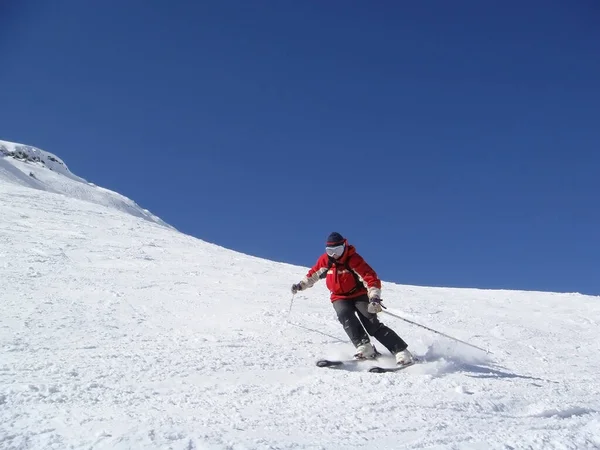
left=326, top=232, right=345, bottom=246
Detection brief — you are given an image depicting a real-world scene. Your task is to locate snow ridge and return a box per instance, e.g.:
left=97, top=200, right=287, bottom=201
left=0, top=139, right=170, bottom=228
left=0, top=140, right=74, bottom=178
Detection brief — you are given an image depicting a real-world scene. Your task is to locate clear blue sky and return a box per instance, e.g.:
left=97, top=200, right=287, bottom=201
left=2, top=1, right=599, bottom=295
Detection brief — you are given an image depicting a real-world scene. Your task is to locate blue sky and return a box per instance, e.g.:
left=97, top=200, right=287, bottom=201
left=2, top=1, right=599, bottom=295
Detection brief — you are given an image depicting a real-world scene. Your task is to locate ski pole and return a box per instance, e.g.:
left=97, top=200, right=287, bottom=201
left=285, top=293, right=346, bottom=343
left=288, top=293, right=295, bottom=318
left=382, top=310, right=491, bottom=354
left=286, top=320, right=348, bottom=343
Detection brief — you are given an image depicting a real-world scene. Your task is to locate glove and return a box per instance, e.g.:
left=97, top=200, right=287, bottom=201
left=367, top=297, right=383, bottom=314
left=291, top=283, right=303, bottom=294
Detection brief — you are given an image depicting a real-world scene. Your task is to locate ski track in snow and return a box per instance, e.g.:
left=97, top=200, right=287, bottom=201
left=2, top=172, right=600, bottom=449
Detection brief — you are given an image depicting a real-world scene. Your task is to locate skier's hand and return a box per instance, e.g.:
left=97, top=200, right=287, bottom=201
left=291, top=283, right=303, bottom=294
left=368, top=297, right=383, bottom=314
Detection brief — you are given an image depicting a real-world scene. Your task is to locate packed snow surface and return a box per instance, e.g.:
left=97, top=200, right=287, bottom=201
left=1, top=141, right=600, bottom=449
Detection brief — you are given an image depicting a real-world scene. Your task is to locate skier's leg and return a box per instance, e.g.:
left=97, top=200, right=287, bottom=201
left=332, top=299, right=370, bottom=347
left=354, top=299, right=408, bottom=354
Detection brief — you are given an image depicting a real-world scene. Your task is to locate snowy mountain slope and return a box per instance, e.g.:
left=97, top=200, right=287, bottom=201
left=2, top=174, right=600, bottom=449
left=0, top=139, right=169, bottom=228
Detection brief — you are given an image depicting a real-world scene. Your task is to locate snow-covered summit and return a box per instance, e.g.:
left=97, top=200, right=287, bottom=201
left=0, top=139, right=74, bottom=177
left=0, top=139, right=169, bottom=228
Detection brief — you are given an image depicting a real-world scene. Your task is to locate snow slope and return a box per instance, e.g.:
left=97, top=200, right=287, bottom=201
left=2, top=147, right=600, bottom=449
left=0, top=139, right=169, bottom=227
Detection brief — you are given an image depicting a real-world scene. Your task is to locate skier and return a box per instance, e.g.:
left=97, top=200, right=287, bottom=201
left=291, top=232, right=414, bottom=366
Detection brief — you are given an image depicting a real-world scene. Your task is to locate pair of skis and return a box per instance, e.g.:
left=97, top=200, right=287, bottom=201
left=316, top=358, right=417, bottom=373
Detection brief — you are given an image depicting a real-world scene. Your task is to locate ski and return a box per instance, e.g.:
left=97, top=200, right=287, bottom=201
left=368, top=360, right=417, bottom=373
left=317, top=346, right=383, bottom=369
left=316, top=358, right=418, bottom=372
left=316, top=359, right=369, bottom=368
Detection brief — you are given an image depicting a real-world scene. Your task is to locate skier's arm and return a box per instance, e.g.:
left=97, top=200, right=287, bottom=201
left=293, top=254, right=329, bottom=292
left=348, top=254, right=382, bottom=300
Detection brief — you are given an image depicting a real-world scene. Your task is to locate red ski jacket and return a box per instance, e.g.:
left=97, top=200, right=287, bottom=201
left=301, top=243, right=382, bottom=301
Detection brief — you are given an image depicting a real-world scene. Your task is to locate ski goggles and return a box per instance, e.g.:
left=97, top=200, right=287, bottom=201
left=326, top=244, right=345, bottom=259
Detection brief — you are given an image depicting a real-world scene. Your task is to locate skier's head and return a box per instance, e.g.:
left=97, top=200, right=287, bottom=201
left=326, top=232, right=346, bottom=259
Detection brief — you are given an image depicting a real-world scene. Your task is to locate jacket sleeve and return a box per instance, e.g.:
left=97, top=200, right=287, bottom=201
left=299, top=254, right=330, bottom=290
left=348, top=253, right=382, bottom=300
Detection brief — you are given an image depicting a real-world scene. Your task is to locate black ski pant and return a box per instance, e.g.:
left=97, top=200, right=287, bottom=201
left=332, top=294, right=408, bottom=354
